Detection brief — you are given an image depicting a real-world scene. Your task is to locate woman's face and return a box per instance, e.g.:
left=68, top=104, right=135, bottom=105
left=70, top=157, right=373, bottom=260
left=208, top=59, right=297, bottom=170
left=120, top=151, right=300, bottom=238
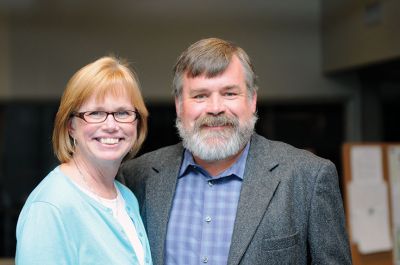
left=69, top=90, right=137, bottom=166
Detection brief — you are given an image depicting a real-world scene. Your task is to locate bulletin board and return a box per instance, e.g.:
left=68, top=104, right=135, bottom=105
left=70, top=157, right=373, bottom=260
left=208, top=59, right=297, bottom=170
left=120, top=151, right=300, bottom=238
left=342, top=143, right=399, bottom=265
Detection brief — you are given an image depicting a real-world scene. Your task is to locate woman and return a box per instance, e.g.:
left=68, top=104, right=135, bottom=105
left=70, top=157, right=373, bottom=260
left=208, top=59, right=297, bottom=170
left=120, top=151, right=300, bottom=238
left=16, top=56, right=152, bottom=265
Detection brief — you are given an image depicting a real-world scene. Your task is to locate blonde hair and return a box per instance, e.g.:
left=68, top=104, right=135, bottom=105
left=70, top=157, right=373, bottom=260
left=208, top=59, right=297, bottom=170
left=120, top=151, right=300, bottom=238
left=52, top=56, right=148, bottom=163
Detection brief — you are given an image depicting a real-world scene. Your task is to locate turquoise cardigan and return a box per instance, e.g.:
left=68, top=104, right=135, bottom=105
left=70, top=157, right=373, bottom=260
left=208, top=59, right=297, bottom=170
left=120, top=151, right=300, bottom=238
left=16, top=166, right=152, bottom=265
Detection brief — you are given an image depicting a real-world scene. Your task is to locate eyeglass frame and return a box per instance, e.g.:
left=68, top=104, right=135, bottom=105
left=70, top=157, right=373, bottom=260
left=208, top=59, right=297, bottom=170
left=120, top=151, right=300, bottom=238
left=71, top=110, right=140, bottom=124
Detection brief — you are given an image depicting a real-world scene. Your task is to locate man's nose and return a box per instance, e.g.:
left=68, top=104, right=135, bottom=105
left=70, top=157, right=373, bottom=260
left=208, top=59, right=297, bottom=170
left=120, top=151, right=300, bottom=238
left=206, top=95, right=226, bottom=115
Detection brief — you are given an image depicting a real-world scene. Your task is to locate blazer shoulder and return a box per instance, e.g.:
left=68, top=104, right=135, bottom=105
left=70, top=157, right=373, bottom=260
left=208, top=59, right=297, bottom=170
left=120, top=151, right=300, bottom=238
left=121, top=142, right=183, bottom=173
left=118, top=142, right=183, bottom=192
left=251, top=133, right=333, bottom=170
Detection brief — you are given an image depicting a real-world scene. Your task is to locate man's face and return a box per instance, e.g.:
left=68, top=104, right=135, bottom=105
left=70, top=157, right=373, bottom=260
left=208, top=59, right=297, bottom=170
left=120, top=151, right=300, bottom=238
left=175, top=55, right=257, bottom=161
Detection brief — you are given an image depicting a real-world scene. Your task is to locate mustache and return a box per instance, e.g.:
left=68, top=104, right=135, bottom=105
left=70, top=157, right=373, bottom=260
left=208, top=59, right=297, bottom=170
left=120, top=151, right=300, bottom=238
left=194, top=114, right=239, bottom=128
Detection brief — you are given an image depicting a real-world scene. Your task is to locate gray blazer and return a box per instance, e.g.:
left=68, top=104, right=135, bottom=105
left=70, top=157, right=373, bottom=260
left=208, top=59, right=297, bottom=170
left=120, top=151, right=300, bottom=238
left=120, top=133, right=352, bottom=265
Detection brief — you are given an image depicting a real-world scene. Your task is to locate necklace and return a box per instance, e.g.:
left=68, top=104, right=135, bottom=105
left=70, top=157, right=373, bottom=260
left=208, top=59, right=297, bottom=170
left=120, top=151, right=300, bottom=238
left=73, top=158, right=119, bottom=218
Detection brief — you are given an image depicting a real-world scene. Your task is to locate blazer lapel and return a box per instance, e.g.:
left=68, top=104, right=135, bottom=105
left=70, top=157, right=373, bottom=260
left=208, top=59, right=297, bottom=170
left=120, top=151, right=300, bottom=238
left=145, top=145, right=184, bottom=265
left=228, top=135, right=281, bottom=265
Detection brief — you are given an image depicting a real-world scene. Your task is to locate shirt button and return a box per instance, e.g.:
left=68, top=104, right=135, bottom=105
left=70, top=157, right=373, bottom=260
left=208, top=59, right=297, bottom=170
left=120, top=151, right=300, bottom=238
left=205, top=216, right=211, bottom=222
left=208, top=181, right=213, bottom=186
left=202, top=256, right=208, bottom=263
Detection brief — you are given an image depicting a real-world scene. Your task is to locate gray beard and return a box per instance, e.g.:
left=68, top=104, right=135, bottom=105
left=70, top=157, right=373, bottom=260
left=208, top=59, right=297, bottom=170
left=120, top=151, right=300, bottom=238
left=175, top=114, right=257, bottom=161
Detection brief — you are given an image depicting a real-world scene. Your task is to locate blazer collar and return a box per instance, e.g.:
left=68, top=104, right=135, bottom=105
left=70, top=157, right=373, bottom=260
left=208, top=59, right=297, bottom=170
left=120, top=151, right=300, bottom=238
left=228, top=134, right=281, bottom=265
left=145, top=143, right=184, bottom=265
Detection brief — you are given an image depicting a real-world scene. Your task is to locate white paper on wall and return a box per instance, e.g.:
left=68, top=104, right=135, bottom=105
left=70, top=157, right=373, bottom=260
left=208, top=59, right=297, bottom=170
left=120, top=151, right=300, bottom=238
left=348, top=181, right=392, bottom=254
left=350, top=146, right=383, bottom=182
left=388, top=146, right=400, bottom=265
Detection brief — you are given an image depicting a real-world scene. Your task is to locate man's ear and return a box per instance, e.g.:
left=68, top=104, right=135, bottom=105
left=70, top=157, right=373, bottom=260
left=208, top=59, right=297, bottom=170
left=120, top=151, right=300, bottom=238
left=175, top=97, right=181, bottom=117
left=251, top=92, right=257, bottom=113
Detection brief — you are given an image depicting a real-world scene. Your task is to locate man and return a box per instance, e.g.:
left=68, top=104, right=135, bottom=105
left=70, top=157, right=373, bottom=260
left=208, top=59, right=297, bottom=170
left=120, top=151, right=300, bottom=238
left=120, top=38, right=352, bottom=265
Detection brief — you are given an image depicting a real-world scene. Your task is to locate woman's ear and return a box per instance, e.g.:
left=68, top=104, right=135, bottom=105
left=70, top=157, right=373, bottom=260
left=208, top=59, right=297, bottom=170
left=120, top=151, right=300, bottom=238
left=68, top=118, right=76, bottom=139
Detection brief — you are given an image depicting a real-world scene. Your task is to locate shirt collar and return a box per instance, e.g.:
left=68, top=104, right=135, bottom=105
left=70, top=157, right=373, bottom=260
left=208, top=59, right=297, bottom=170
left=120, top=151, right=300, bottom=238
left=179, top=142, right=250, bottom=180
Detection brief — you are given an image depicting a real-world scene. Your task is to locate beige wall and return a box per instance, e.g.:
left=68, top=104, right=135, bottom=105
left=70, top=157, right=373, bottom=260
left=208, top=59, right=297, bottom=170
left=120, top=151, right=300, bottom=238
left=3, top=2, right=358, bottom=102
left=322, top=0, right=400, bottom=72
left=0, top=2, right=362, bottom=140
left=0, top=14, right=11, bottom=98
left=0, top=258, right=14, bottom=265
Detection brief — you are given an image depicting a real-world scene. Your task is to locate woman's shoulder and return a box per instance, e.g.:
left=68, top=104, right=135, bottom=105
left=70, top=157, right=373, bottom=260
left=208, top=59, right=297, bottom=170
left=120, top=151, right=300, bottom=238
left=23, top=166, right=79, bottom=209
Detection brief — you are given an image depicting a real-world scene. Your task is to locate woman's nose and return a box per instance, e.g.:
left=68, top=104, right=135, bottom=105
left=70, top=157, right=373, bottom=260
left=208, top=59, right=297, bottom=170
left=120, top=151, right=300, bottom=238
left=103, top=113, right=119, bottom=129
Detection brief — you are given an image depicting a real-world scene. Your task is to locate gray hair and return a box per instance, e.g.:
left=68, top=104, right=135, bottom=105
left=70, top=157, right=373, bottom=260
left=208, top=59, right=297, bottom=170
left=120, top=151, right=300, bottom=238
left=172, top=38, right=258, bottom=100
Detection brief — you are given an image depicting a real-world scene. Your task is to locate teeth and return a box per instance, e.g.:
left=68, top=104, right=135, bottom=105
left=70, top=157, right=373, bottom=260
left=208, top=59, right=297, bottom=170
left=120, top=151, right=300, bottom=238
left=99, top=138, right=119, bottom=144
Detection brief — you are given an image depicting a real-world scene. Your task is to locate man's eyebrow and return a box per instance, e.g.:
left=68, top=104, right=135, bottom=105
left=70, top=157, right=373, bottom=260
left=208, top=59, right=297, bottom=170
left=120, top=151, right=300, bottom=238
left=224, top=85, right=240, bottom=90
left=188, top=85, right=240, bottom=94
left=188, top=87, right=209, bottom=94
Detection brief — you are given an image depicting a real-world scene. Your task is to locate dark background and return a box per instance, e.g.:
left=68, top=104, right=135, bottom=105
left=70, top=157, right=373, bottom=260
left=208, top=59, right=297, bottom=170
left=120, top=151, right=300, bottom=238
left=1, top=84, right=399, bottom=256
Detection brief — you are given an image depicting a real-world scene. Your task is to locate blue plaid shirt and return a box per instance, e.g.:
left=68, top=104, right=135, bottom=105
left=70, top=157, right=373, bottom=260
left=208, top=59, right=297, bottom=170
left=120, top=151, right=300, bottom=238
left=165, top=143, right=250, bottom=265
